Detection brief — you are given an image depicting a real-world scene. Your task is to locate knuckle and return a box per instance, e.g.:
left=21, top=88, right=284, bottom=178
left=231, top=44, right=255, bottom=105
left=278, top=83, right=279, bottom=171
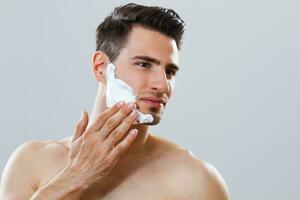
left=123, top=136, right=131, bottom=145
left=111, top=130, right=121, bottom=139
left=103, top=106, right=118, bottom=119
left=112, top=104, right=121, bottom=112
left=120, top=122, right=129, bottom=133
left=120, top=107, right=130, bottom=115
left=97, top=114, right=107, bottom=124
left=102, top=157, right=113, bottom=167
left=123, top=137, right=130, bottom=146
left=102, top=141, right=113, bottom=152
left=124, top=115, right=134, bottom=124
left=114, top=145, right=124, bottom=155
left=106, top=118, right=115, bottom=128
left=111, top=126, right=126, bottom=140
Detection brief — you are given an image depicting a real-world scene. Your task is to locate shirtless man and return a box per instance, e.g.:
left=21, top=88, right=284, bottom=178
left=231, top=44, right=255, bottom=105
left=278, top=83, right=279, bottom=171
left=0, top=3, right=230, bottom=200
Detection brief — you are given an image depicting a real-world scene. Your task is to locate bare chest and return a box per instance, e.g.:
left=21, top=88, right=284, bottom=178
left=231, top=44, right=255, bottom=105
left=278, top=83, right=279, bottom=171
left=79, top=163, right=186, bottom=200
left=38, top=141, right=193, bottom=200
left=87, top=180, right=176, bottom=200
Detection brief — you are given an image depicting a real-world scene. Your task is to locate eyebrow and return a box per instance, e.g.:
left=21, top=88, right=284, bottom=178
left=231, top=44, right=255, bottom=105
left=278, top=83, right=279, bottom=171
left=131, top=55, right=179, bottom=71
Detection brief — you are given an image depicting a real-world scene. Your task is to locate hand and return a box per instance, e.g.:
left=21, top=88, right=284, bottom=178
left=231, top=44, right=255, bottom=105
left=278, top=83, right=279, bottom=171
left=66, top=101, right=138, bottom=188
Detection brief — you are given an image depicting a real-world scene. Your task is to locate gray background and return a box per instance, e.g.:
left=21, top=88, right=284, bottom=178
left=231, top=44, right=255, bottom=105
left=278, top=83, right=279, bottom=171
left=0, top=0, right=299, bottom=199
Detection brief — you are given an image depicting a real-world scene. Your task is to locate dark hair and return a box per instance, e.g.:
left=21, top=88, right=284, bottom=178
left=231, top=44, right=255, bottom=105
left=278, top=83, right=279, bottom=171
left=95, top=3, right=186, bottom=62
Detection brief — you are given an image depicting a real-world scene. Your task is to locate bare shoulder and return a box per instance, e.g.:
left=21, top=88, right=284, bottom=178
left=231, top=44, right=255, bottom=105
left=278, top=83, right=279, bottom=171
left=14, top=138, right=70, bottom=166
left=175, top=152, right=230, bottom=200
left=0, top=138, right=70, bottom=198
left=151, top=135, right=230, bottom=200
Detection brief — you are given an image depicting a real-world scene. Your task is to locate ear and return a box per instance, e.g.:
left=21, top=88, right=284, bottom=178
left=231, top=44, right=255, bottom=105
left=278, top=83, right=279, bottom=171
left=91, top=51, right=110, bottom=83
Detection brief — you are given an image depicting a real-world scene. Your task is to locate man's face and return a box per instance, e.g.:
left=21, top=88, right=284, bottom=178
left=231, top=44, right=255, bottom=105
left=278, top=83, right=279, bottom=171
left=112, top=26, right=179, bottom=125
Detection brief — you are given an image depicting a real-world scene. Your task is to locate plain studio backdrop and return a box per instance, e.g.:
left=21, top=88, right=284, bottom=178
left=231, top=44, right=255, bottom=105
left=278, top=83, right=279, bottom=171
left=0, top=0, right=299, bottom=199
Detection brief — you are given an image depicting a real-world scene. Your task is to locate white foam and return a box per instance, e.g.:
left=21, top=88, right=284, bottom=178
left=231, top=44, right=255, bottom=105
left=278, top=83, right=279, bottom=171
left=105, top=63, right=154, bottom=124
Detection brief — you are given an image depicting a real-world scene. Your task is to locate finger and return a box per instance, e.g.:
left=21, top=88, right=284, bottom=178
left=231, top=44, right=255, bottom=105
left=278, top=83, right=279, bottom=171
left=99, top=102, right=136, bottom=140
left=104, top=109, right=137, bottom=147
left=88, top=101, right=125, bottom=132
left=72, top=111, right=89, bottom=143
left=106, top=129, right=138, bottom=161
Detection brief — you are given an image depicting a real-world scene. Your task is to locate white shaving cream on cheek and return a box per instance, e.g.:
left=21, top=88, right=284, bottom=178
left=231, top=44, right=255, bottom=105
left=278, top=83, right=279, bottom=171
left=105, top=63, right=154, bottom=124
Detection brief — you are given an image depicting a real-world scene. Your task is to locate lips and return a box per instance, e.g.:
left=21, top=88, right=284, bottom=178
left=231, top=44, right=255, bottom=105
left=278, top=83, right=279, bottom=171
left=142, top=97, right=166, bottom=104
left=140, top=96, right=167, bottom=105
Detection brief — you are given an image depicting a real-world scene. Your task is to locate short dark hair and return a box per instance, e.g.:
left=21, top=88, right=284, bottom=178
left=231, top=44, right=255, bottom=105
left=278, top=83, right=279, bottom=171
left=95, top=3, right=186, bottom=62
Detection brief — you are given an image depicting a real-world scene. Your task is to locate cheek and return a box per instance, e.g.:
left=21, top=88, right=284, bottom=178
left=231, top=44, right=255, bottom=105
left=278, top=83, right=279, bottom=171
left=129, top=74, right=146, bottom=93
left=118, top=70, right=146, bottom=94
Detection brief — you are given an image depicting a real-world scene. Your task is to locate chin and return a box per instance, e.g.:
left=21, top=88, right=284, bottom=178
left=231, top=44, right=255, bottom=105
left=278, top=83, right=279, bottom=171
left=144, top=114, right=162, bottom=126
left=136, top=103, right=164, bottom=126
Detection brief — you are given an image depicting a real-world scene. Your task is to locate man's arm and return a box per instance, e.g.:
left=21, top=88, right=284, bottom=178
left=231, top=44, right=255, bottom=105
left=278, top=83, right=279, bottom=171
left=168, top=149, right=230, bottom=200
left=200, top=161, right=230, bottom=200
left=1, top=102, right=140, bottom=200
left=0, top=141, right=87, bottom=200
left=0, top=141, right=45, bottom=199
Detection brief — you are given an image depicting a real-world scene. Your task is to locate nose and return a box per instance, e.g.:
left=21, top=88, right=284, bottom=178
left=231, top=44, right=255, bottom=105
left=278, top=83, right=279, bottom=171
left=150, top=69, right=170, bottom=93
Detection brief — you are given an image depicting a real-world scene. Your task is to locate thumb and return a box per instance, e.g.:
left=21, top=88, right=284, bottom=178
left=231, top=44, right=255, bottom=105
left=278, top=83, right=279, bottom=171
left=72, top=111, right=89, bottom=142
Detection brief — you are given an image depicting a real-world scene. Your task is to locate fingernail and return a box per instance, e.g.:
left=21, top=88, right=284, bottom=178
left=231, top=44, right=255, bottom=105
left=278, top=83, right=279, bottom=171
left=117, top=101, right=125, bottom=108
left=130, top=110, right=137, bottom=118
left=128, top=102, right=135, bottom=109
left=130, top=129, right=138, bottom=136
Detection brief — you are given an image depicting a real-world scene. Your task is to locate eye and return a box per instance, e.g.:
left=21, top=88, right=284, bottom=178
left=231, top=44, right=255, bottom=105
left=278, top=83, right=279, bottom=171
left=166, top=69, right=177, bottom=77
left=136, top=61, right=151, bottom=68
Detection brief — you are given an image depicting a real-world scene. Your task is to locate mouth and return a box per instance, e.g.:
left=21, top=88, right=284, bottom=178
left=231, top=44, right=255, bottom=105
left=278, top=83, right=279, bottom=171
left=140, top=97, right=167, bottom=108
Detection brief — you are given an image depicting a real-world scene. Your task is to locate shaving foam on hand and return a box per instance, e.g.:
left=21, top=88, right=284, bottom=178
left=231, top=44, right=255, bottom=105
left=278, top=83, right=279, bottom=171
left=105, top=63, right=154, bottom=124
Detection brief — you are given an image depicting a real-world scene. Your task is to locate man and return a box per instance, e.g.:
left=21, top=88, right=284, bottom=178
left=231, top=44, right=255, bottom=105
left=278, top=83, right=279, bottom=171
left=0, top=3, right=230, bottom=200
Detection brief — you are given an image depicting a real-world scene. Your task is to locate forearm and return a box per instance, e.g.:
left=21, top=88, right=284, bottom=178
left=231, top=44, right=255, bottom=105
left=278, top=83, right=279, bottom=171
left=30, top=167, right=88, bottom=200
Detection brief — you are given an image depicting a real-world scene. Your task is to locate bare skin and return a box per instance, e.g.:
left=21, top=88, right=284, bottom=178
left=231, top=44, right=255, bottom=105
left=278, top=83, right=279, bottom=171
left=0, top=26, right=230, bottom=200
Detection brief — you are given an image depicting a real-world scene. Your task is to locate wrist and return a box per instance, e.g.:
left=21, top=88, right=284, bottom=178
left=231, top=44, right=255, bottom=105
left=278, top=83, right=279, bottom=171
left=59, top=166, right=90, bottom=192
left=31, top=167, right=88, bottom=200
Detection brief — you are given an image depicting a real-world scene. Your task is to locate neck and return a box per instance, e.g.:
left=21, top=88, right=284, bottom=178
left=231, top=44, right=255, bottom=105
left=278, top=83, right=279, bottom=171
left=88, top=85, right=151, bottom=159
